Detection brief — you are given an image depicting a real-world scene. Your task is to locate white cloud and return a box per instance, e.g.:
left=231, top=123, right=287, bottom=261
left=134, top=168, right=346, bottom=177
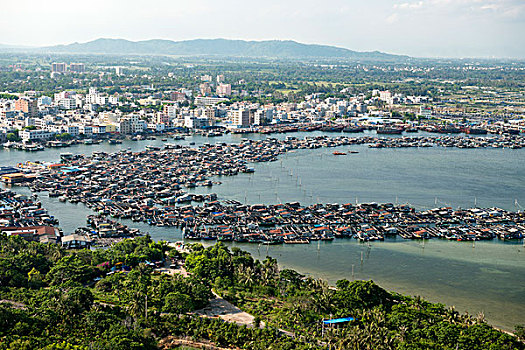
left=386, top=13, right=400, bottom=23
left=394, top=1, right=424, bottom=10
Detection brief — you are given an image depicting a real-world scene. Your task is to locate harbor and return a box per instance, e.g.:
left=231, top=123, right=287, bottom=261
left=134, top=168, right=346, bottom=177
left=1, top=131, right=524, bottom=331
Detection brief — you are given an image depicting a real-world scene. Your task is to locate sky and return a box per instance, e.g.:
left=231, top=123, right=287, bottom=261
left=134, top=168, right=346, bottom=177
left=1, top=0, right=524, bottom=58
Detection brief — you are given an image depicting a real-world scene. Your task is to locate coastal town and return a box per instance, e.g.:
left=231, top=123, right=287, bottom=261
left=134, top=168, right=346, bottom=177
left=2, top=3, right=525, bottom=348
left=1, top=61, right=524, bottom=151
left=1, top=59, right=524, bottom=249
left=1, top=58, right=525, bottom=248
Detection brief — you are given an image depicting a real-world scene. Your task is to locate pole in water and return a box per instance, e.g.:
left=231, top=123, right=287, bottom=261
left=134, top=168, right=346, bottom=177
left=351, top=264, right=355, bottom=279
left=474, top=197, right=477, bottom=207
left=361, top=251, right=363, bottom=263
left=435, top=197, right=438, bottom=205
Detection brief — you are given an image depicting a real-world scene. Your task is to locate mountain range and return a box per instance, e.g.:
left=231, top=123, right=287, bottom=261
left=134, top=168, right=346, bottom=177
left=24, top=38, right=407, bottom=60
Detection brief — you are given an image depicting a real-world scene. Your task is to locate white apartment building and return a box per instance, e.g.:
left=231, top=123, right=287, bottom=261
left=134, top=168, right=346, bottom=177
left=58, top=98, right=77, bottom=110
left=194, top=97, right=228, bottom=106
left=20, top=129, right=54, bottom=141
left=217, top=84, right=232, bottom=97
left=230, top=109, right=251, bottom=127
left=79, top=125, right=93, bottom=136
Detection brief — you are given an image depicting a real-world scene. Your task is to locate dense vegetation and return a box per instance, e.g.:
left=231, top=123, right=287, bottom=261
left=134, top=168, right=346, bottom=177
left=1, top=53, right=524, bottom=97
left=0, top=235, right=523, bottom=349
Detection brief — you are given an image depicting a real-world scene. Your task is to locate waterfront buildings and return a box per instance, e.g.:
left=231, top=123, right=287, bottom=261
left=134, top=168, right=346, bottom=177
left=230, top=109, right=251, bottom=128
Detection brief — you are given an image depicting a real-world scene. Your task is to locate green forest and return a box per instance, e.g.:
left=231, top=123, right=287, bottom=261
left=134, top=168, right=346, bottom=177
left=0, top=235, right=523, bottom=349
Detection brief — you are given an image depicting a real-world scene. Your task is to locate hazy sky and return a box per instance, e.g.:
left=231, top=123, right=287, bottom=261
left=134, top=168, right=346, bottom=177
left=1, top=0, right=524, bottom=58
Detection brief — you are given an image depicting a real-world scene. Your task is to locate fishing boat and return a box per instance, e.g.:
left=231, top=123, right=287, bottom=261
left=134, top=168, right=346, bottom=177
left=60, top=152, right=74, bottom=161
left=343, top=126, right=364, bottom=133
left=465, top=128, right=488, bottom=135
left=377, top=127, right=403, bottom=134
left=320, top=125, right=345, bottom=132
left=3, top=141, right=15, bottom=149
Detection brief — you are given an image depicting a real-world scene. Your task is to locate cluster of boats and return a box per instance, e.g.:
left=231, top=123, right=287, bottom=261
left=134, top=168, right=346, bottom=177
left=7, top=131, right=524, bottom=247
left=179, top=202, right=525, bottom=243
left=366, top=135, right=525, bottom=149
left=0, top=189, right=59, bottom=228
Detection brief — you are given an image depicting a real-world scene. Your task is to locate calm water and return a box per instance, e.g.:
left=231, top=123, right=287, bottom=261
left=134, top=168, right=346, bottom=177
left=3, top=131, right=525, bottom=330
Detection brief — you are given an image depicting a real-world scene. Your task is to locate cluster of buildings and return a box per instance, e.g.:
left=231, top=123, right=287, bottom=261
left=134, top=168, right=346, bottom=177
left=0, top=84, right=373, bottom=142
left=199, top=74, right=232, bottom=97
left=1, top=69, right=463, bottom=143
left=51, top=62, right=86, bottom=75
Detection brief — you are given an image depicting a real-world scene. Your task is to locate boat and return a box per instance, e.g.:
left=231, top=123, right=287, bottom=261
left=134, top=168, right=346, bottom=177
left=23, top=143, right=43, bottom=152
left=47, top=140, right=65, bottom=147
left=60, top=152, right=74, bottom=161
left=284, top=238, right=310, bottom=244
left=164, top=143, right=178, bottom=149
left=377, top=127, right=403, bottom=134
left=465, top=128, right=488, bottom=135
left=3, top=141, right=15, bottom=149
left=333, top=151, right=347, bottom=155
left=343, top=126, right=364, bottom=133
left=436, top=127, right=461, bottom=134
left=320, top=125, right=345, bottom=132
left=176, top=194, right=192, bottom=203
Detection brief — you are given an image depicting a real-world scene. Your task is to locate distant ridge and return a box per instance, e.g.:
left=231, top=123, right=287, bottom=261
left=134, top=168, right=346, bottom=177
left=36, top=38, right=407, bottom=60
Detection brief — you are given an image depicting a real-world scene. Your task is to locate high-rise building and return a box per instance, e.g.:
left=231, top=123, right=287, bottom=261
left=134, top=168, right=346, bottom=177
left=14, top=98, right=38, bottom=117
left=216, top=74, right=225, bottom=83
left=163, top=105, right=178, bottom=117
left=216, top=83, right=231, bottom=97
left=169, top=91, right=186, bottom=102
left=51, top=63, right=68, bottom=73
left=231, top=109, right=251, bottom=127
left=200, top=83, right=212, bottom=96
left=69, top=63, right=85, bottom=73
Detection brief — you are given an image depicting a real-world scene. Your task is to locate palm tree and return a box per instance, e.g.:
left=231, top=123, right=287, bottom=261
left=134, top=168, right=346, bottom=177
left=237, top=265, right=255, bottom=286
left=445, top=306, right=461, bottom=325
left=312, top=286, right=335, bottom=314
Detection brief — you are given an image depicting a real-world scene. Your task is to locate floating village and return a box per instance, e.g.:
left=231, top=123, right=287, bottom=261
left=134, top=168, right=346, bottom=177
left=1, top=134, right=524, bottom=247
